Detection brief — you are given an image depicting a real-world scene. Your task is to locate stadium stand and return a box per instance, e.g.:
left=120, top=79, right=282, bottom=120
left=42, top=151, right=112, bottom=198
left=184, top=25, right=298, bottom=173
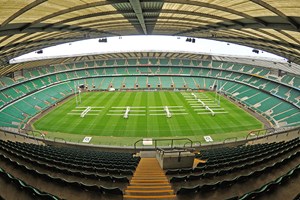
left=0, top=139, right=139, bottom=199
left=171, top=138, right=300, bottom=199
left=1, top=58, right=298, bottom=128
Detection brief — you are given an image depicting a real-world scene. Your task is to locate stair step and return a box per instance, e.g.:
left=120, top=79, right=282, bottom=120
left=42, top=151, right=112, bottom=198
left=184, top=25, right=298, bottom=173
left=132, top=177, right=167, bottom=180
left=127, top=185, right=172, bottom=189
left=124, top=158, right=175, bottom=199
left=131, top=179, right=169, bottom=183
left=125, top=189, right=173, bottom=193
left=123, top=195, right=176, bottom=199
left=130, top=182, right=170, bottom=186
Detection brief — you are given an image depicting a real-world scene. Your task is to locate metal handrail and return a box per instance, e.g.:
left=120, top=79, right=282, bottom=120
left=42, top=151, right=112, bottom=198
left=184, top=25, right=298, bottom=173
left=54, top=137, right=66, bottom=143
left=223, top=137, right=238, bottom=143
left=1, top=126, right=299, bottom=149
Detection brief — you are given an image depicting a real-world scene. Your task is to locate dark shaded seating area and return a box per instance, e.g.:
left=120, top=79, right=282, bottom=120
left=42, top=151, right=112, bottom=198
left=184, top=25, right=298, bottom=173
left=0, top=166, right=59, bottom=200
left=0, top=139, right=140, bottom=199
left=168, top=138, right=300, bottom=200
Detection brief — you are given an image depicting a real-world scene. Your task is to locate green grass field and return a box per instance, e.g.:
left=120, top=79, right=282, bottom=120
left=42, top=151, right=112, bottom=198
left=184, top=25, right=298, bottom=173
left=33, top=91, right=263, bottom=146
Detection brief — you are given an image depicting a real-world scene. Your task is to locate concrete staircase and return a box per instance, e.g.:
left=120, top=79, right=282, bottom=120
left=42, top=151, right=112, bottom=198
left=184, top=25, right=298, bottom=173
left=124, top=158, right=176, bottom=199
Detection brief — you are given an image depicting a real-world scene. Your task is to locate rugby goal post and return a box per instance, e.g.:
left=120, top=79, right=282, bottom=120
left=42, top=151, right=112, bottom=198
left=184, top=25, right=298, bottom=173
left=164, top=106, right=172, bottom=118
left=124, top=106, right=130, bottom=119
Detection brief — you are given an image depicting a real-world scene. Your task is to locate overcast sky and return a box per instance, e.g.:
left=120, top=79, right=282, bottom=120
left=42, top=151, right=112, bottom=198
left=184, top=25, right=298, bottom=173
left=11, top=35, right=286, bottom=63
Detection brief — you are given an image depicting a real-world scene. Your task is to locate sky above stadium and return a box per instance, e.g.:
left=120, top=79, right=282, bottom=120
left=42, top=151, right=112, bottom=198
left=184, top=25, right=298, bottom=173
left=11, top=35, right=286, bottom=64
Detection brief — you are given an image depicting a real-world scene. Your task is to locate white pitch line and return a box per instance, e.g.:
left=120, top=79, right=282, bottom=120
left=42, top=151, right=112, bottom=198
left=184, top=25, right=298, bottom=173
left=130, top=110, right=146, bottom=112
left=109, top=110, right=125, bottom=112
left=89, top=110, right=102, bottom=112
left=172, top=113, right=188, bottom=115
left=111, top=106, right=127, bottom=108
left=170, top=109, right=186, bottom=112
left=149, top=113, right=166, bottom=116
left=197, top=113, right=212, bottom=115
left=106, top=114, right=124, bottom=116
left=111, top=106, right=146, bottom=108
left=68, top=113, right=100, bottom=116
left=149, top=110, right=165, bottom=112
left=214, top=112, right=228, bottom=114
left=75, top=106, right=104, bottom=109
left=131, top=106, right=146, bottom=108
left=194, top=109, right=210, bottom=111
left=191, top=106, right=204, bottom=108
left=149, top=106, right=164, bottom=108
left=130, top=114, right=146, bottom=116
left=148, top=106, right=183, bottom=108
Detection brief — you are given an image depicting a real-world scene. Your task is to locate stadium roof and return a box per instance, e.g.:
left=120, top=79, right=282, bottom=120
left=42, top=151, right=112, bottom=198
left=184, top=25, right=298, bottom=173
left=0, top=0, right=300, bottom=73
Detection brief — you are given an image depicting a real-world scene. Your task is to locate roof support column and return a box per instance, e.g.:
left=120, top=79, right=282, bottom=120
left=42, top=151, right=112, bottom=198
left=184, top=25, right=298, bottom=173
left=129, top=0, right=148, bottom=34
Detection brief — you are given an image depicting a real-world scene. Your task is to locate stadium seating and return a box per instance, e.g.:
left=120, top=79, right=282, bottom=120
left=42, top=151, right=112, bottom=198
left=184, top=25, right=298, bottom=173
left=0, top=139, right=140, bottom=199
left=0, top=82, right=73, bottom=128
left=0, top=166, right=59, bottom=200
left=171, top=138, right=300, bottom=199
left=0, top=58, right=299, bottom=129
left=0, top=55, right=299, bottom=200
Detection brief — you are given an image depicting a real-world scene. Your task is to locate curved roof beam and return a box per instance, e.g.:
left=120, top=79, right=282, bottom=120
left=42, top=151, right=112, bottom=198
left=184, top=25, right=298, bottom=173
left=20, top=1, right=122, bottom=30
left=0, top=0, right=47, bottom=27
left=175, top=22, right=297, bottom=36
left=250, top=0, right=299, bottom=30
left=0, top=24, right=117, bottom=37
left=42, top=9, right=245, bottom=30
left=164, top=0, right=267, bottom=26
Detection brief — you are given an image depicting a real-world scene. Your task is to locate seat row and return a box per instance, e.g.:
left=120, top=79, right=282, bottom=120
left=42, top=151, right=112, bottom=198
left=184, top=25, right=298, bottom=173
left=201, top=138, right=297, bottom=161
left=7, top=141, right=138, bottom=163
left=201, top=143, right=278, bottom=162
left=199, top=139, right=298, bottom=164
left=176, top=150, right=299, bottom=196
left=0, top=153, right=129, bottom=184
left=0, top=153, right=124, bottom=196
left=237, top=163, right=300, bottom=200
left=166, top=138, right=299, bottom=175
left=0, top=143, right=135, bottom=176
left=1, top=140, right=139, bottom=170
left=170, top=148, right=299, bottom=184
left=196, top=140, right=299, bottom=171
left=0, top=167, right=59, bottom=200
